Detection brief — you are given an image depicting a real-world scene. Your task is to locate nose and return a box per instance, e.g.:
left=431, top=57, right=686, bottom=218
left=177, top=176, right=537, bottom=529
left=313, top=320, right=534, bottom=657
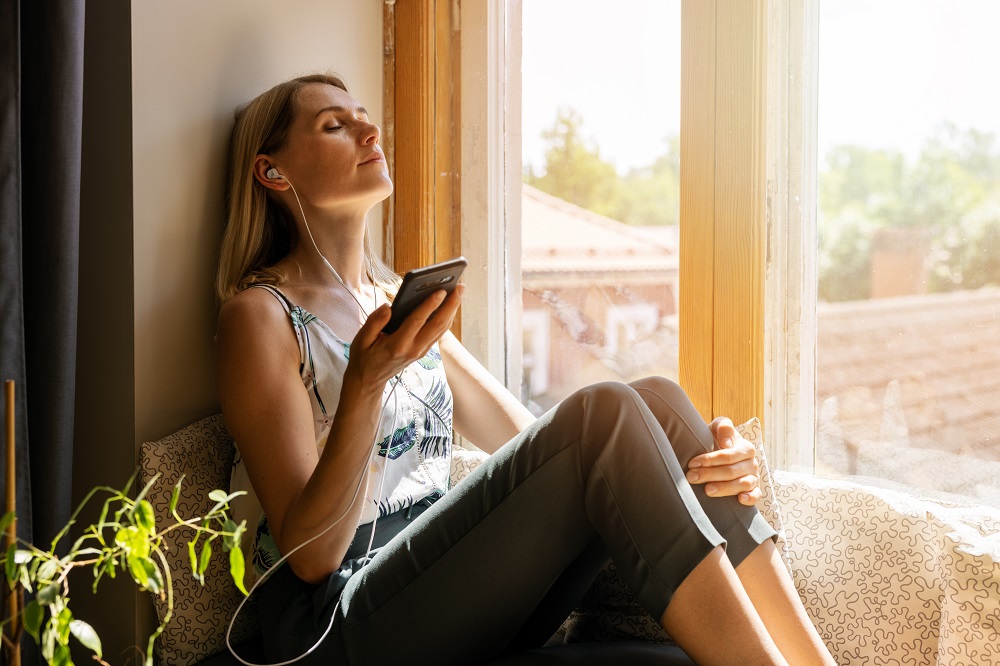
left=360, top=120, right=380, bottom=145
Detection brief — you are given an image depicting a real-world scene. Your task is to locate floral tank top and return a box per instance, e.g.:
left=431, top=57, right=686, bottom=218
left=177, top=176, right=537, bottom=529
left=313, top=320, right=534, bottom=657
left=229, top=284, right=453, bottom=585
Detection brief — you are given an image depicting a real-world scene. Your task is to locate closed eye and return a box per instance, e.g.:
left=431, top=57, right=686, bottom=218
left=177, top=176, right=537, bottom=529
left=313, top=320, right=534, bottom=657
left=324, top=125, right=343, bottom=132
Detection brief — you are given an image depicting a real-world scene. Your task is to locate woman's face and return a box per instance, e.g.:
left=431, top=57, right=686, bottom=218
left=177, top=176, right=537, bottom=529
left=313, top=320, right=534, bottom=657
left=271, top=83, right=392, bottom=212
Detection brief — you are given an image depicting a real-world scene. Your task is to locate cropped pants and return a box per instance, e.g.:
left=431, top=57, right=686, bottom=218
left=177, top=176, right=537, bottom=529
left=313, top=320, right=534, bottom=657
left=254, top=377, right=776, bottom=665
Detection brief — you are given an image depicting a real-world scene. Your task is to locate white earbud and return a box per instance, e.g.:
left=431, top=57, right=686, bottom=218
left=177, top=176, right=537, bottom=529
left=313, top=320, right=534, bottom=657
left=266, top=167, right=283, bottom=180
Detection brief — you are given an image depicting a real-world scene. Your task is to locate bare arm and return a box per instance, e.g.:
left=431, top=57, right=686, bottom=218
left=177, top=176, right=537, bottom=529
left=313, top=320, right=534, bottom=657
left=439, top=331, right=535, bottom=454
left=217, top=286, right=462, bottom=584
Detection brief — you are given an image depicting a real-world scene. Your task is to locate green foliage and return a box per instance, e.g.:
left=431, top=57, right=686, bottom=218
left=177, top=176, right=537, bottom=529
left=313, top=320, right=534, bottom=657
left=526, top=108, right=623, bottom=217
left=527, top=109, right=999, bottom=301
left=613, top=138, right=681, bottom=226
left=818, top=123, right=1000, bottom=300
left=1, top=474, right=246, bottom=666
left=526, top=108, right=680, bottom=226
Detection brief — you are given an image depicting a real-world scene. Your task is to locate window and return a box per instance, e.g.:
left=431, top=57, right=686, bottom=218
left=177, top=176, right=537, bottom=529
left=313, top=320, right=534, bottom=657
left=457, top=0, right=999, bottom=509
left=808, top=0, right=1000, bottom=507
left=519, top=0, right=682, bottom=413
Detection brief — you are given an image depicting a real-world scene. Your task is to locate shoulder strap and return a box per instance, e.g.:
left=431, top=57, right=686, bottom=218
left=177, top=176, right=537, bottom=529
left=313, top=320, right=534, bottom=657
left=247, top=284, right=306, bottom=371
left=248, top=283, right=294, bottom=314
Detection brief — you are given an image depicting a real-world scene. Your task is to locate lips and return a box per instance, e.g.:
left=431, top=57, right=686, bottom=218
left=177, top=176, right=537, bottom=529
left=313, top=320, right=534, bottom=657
left=359, top=152, right=384, bottom=166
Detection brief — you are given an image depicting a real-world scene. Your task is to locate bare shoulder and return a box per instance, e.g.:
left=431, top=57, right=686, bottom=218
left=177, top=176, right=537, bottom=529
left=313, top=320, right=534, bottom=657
left=216, top=286, right=300, bottom=381
left=219, top=286, right=287, bottom=331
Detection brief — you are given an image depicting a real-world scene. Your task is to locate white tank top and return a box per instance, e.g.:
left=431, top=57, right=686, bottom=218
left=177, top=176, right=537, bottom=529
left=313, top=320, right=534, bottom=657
left=229, top=284, right=453, bottom=583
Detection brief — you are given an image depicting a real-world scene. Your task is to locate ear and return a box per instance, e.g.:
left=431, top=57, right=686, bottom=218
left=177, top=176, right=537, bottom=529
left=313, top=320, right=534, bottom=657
left=253, top=154, right=290, bottom=191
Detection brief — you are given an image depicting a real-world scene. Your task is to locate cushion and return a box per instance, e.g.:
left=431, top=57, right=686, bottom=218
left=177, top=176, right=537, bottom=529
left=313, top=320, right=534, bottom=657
left=139, top=414, right=258, bottom=666
left=774, top=470, right=1000, bottom=665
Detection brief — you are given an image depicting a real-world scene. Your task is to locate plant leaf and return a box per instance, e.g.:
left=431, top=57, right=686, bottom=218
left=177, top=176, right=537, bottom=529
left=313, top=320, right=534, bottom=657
left=6, top=543, right=18, bottom=585
left=52, top=644, right=73, bottom=666
left=115, top=526, right=150, bottom=558
left=229, top=547, right=248, bottom=596
left=134, top=500, right=156, bottom=535
left=24, top=600, right=44, bottom=640
left=56, top=607, right=73, bottom=644
left=127, top=554, right=150, bottom=588
left=0, top=511, right=15, bottom=535
left=222, top=519, right=238, bottom=551
left=187, top=540, right=202, bottom=584
left=37, top=558, right=59, bottom=582
left=70, top=619, right=103, bottom=658
left=18, top=563, right=32, bottom=592
left=198, top=541, right=212, bottom=575
left=208, top=489, right=228, bottom=503
left=169, top=476, right=184, bottom=514
left=141, top=558, right=163, bottom=595
left=36, top=583, right=59, bottom=606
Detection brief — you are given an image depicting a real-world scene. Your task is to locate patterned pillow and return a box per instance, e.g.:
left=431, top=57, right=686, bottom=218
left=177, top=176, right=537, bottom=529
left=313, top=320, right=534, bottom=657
left=139, top=414, right=258, bottom=666
left=937, top=517, right=1000, bottom=664
left=775, top=470, right=1000, bottom=665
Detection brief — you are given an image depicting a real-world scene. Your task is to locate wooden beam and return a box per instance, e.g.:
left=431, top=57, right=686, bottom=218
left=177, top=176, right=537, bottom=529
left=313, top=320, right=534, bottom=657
left=391, top=0, right=437, bottom=273
left=713, top=0, right=767, bottom=425
left=680, top=0, right=767, bottom=425
left=679, top=0, right=717, bottom=422
left=385, top=0, right=462, bottom=270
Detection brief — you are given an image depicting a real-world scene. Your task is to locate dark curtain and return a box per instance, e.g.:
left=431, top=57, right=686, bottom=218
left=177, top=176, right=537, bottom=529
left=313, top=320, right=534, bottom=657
left=0, top=0, right=85, bottom=659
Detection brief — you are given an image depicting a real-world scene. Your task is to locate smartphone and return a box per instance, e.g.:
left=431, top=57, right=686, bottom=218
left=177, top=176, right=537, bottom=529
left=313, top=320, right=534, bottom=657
left=382, top=257, right=467, bottom=334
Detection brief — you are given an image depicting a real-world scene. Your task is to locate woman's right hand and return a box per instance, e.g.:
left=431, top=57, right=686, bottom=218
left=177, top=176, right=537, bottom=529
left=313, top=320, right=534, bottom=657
left=345, top=284, right=464, bottom=391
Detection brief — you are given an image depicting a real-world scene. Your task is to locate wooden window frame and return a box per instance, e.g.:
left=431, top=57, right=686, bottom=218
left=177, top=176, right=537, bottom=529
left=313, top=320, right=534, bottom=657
left=387, top=0, right=818, bottom=470
left=382, top=0, right=464, bottom=335
left=680, top=0, right=769, bottom=428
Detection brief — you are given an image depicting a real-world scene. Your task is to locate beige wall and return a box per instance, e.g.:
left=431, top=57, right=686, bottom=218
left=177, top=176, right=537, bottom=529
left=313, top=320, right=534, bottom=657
left=132, top=0, right=384, bottom=444
left=74, top=0, right=383, bottom=657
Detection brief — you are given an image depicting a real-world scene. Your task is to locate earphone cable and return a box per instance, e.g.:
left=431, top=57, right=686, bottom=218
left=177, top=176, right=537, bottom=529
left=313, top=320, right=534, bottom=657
left=225, top=376, right=403, bottom=666
left=284, top=175, right=377, bottom=318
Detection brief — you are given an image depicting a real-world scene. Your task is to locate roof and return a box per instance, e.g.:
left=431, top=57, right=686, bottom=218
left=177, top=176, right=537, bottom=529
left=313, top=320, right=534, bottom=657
left=817, top=288, right=1000, bottom=462
left=520, top=185, right=678, bottom=275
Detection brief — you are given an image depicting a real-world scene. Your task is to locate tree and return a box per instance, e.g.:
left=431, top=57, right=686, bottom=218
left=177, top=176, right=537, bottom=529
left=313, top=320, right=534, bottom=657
left=818, top=124, right=1000, bottom=300
left=526, top=109, right=681, bottom=226
left=525, top=108, right=622, bottom=217
left=611, top=137, right=680, bottom=226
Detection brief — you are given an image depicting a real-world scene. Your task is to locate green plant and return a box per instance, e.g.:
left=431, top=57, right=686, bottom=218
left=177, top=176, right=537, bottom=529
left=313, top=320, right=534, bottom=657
left=0, top=473, right=247, bottom=666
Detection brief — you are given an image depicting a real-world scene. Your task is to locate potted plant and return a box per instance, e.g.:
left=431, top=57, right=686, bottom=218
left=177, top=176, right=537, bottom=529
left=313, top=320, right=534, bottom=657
left=1, top=380, right=248, bottom=666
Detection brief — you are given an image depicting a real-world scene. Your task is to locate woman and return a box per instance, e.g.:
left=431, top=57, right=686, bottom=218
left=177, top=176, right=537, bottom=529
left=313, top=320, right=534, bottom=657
left=215, top=73, right=835, bottom=666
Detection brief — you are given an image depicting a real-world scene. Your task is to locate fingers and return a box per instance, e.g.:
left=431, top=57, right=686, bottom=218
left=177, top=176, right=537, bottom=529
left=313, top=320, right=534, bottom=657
left=709, top=416, right=737, bottom=448
left=689, top=439, right=756, bottom=470
left=687, top=427, right=762, bottom=503
left=396, top=284, right=463, bottom=350
left=696, top=473, right=760, bottom=500
left=738, top=487, right=762, bottom=506
left=355, top=303, right=392, bottom=348
left=686, top=456, right=758, bottom=485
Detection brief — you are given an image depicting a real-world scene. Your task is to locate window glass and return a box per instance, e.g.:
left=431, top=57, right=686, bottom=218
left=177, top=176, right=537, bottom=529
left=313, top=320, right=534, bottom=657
left=521, top=0, right=681, bottom=414
left=816, top=0, right=1000, bottom=507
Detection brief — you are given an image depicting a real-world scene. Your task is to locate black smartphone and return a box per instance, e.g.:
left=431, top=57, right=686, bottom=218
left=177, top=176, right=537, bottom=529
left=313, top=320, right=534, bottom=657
left=382, top=256, right=467, bottom=334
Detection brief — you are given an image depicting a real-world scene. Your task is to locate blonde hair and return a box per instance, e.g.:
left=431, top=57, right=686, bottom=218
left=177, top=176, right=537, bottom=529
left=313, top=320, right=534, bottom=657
left=216, top=73, right=399, bottom=303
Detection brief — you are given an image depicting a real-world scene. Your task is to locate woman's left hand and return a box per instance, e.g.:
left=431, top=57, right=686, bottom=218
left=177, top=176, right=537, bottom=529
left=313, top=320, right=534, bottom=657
left=685, top=417, right=761, bottom=506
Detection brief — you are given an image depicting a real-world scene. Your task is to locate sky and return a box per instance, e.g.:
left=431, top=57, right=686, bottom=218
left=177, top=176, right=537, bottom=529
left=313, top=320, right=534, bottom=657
left=521, top=0, right=1000, bottom=174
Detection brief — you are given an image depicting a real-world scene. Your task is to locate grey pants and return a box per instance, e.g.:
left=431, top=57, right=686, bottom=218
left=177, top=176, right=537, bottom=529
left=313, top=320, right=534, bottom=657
left=255, top=377, right=776, bottom=665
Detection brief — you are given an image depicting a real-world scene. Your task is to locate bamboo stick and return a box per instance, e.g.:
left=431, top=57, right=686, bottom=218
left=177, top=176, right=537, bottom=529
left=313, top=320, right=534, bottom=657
left=4, top=380, right=20, bottom=666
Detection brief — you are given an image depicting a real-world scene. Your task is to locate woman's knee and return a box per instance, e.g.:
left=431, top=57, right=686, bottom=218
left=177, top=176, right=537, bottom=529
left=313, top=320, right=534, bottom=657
left=628, top=376, right=685, bottom=401
left=628, top=377, right=698, bottom=416
left=567, top=381, right=638, bottom=413
left=555, top=382, right=646, bottom=445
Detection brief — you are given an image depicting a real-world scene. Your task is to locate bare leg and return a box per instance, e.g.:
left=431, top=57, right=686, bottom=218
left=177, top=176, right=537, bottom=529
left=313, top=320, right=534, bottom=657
left=736, top=540, right=836, bottom=665
left=661, top=546, right=788, bottom=666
